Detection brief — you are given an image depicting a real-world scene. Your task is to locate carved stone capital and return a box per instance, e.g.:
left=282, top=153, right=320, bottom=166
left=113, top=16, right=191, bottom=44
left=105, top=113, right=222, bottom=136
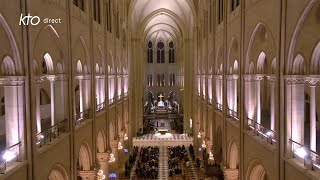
left=75, top=74, right=91, bottom=80
left=215, top=75, right=222, bottom=80
left=254, top=74, right=265, bottom=81
left=46, top=75, right=57, bottom=82
left=0, top=76, right=25, bottom=86
left=306, top=75, right=320, bottom=86
left=78, top=170, right=96, bottom=180
left=284, top=75, right=305, bottom=85
left=244, top=75, right=255, bottom=82
left=223, top=168, right=239, bottom=180
left=226, top=75, right=234, bottom=81
left=95, top=75, right=106, bottom=79
left=97, top=152, right=109, bottom=162
left=56, top=74, right=68, bottom=81
left=266, top=75, right=276, bottom=82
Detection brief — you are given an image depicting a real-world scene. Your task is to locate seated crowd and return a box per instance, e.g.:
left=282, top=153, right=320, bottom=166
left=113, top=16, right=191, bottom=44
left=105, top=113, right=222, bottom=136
left=125, top=146, right=139, bottom=177
left=168, top=145, right=190, bottom=177
left=135, top=146, right=159, bottom=179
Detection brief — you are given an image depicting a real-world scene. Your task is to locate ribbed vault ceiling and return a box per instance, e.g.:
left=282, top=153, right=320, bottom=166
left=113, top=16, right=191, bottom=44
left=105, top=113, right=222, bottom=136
left=129, top=0, right=195, bottom=43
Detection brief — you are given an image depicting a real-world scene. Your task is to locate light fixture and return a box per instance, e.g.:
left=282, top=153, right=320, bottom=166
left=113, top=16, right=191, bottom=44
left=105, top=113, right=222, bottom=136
left=197, top=132, right=201, bottom=138
left=202, top=141, right=206, bottom=148
left=294, top=147, right=308, bottom=159
left=108, top=153, right=115, bottom=163
left=118, top=142, right=123, bottom=150
left=209, top=152, right=214, bottom=161
left=97, top=170, right=105, bottom=180
left=266, top=131, right=272, bottom=137
left=124, top=133, right=128, bottom=141
left=3, top=150, right=16, bottom=162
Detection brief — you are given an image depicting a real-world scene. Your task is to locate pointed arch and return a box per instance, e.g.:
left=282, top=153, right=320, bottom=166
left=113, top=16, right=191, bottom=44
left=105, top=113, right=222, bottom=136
left=48, top=164, right=69, bottom=180
left=33, top=25, right=66, bottom=74
left=311, top=41, right=320, bottom=74
left=0, top=13, right=22, bottom=75
left=1, top=56, right=15, bottom=76
left=287, top=0, right=317, bottom=74
left=78, top=141, right=92, bottom=171
left=293, top=53, right=306, bottom=75
left=246, top=160, right=267, bottom=180
left=228, top=139, right=239, bottom=169
left=97, top=129, right=106, bottom=153
left=246, top=22, right=276, bottom=74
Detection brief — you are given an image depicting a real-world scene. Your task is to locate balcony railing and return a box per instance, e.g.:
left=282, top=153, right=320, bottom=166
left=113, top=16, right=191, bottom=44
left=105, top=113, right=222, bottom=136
left=208, top=99, right=212, bottom=105
left=36, top=119, right=67, bottom=147
left=96, top=102, right=106, bottom=112
left=0, top=142, right=21, bottom=171
left=109, top=98, right=114, bottom=105
left=247, top=118, right=276, bottom=144
left=124, top=92, right=128, bottom=97
left=289, top=139, right=320, bottom=170
left=228, top=108, right=239, bottom=121
left=74, top=109, right=91, bottom=126
left=216, top=103, right=222, bottom=111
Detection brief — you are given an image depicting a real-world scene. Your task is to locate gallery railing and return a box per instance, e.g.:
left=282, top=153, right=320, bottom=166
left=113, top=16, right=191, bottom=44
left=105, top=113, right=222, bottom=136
left=227, top=108, right=239, bottom=122
left=247, top=117, right=276, bottom=144
left=109, top=98, right=114, bottom=105
left=36, top=119, right=67, bottom=147
left=289, top=139, right=320, bottom=170
left=0, top=142, right=21, bottom=171
left=216, top=103, right=222, bottom=111
left=96, top=102, right=106, bottom=112
left=74, top=109, right=91, bottom=126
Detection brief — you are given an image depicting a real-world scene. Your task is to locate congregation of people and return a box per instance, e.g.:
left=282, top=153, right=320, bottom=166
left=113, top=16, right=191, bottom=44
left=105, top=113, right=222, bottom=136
left=125, top=146, right=139, bottom=177
left=168, top=145, right=190, bottom=177
left=135, top=146, right=159, bottom=179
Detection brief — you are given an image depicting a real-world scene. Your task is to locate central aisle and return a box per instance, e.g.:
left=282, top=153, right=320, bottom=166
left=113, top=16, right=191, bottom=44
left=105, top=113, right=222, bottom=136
left=158, top=146, right=169, bottom=180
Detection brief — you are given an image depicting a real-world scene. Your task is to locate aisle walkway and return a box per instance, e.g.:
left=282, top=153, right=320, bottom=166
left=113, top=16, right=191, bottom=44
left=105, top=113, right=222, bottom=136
left=158, top=146, right=169, bottom=180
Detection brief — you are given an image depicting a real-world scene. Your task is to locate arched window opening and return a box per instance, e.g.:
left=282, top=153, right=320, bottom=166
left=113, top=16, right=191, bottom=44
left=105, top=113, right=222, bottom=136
left=43, top=53, right=54, bottom=75
left=147, top=41, right=153, bottom=63
left=2, top=56, right=15, bottom=76
left=157, top=41, right=165, bottom=63
left=169, top=41, right=175, bottom=63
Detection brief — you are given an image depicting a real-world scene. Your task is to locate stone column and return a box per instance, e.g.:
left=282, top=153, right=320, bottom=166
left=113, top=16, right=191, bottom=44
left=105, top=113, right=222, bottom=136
left=255, top=75, right=264, bottom=124
left=285, top=76, right=305, bottom=145
left=267, top=75, right=276, bottom=131
left=223, top=168, right=239, bottom=180
left=3, top=77, right=25, bottom=147
left=226, top=75, right=233, bottom=111
left=233, top=75, right=238, bottom=112
left=97, top=152, right=109, bottom=178
left=35, top=78, right=43, bottom=133
left=309, top=76, right=319, bottom=151
left=47, top=75, right=56, bottom=126
left=100, top=76, right=105, bottom=105
left=55, top=74, right=67, bottom=122
left=244, top=75, right=255, bottom=120
left=78, top=171, right=96, bottom=180
left=95, top=75, right=100, bottom=105
left=83, top=74, right=91, bottom=111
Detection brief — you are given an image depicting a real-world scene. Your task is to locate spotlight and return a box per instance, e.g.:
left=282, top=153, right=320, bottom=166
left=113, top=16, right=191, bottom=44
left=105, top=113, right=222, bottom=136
left=266, top=131, right=272, bottom=137
left=3, top=150, right=16, bottom=162
left=108, top=153, right=115, bottom=163
left=295, top=147, right=308, bottom=159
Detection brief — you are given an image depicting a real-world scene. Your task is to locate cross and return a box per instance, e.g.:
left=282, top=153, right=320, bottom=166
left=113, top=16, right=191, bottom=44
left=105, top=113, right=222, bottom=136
left=158, top=93, right=164, bottom=101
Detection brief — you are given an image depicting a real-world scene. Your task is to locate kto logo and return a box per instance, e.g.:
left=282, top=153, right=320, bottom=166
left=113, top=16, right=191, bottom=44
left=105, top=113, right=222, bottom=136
left=19, top=14, right=40, bottom=26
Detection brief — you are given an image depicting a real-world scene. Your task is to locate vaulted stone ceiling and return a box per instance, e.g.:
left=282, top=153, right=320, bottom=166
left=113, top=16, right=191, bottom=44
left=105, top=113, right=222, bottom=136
left=128, top=0, right=196, bottom=43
